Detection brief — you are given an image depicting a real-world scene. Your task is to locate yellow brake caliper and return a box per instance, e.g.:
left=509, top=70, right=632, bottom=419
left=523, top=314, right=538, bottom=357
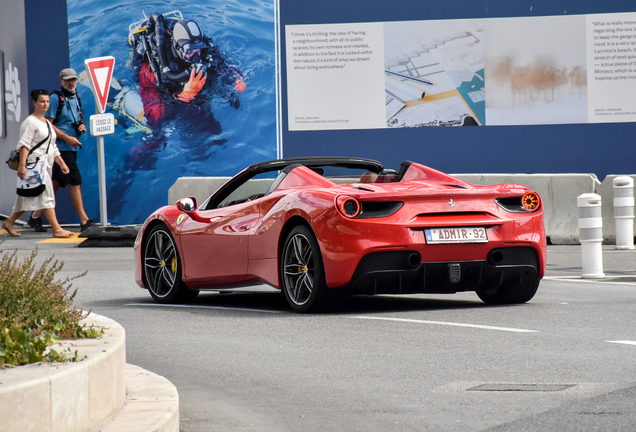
left=299, top=244, right=308, bottom=274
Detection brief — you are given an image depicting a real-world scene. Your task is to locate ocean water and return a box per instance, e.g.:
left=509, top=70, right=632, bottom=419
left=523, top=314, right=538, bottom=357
left=66, top=0, right=277, bottom=224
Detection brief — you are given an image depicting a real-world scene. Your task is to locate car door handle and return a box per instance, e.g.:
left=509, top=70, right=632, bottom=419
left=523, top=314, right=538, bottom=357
left=239, top=225, right=250, bottom=231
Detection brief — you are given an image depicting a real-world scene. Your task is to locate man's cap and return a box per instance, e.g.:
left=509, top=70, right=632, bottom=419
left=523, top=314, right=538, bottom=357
left=60, top=68, right=78, bottom=80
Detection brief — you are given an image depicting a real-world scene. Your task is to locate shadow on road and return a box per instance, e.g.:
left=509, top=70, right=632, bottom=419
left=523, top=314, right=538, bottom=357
left=92, top=290, right=527, bottom=316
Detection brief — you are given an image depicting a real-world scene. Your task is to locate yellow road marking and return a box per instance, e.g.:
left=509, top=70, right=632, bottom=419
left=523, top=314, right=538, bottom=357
left=37, top=233, right=86, bottom=244
left=1, top=228, right=24, bottom=236
left=2, top=228, right=85, bottom=243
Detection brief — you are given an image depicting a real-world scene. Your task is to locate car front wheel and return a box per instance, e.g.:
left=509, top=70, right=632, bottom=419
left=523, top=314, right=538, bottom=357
left=143, top=224, right=198, bottom=303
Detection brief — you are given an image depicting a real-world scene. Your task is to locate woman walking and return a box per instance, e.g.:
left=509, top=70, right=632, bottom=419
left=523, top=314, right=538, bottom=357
left=2, top=90, right=74, bottom=238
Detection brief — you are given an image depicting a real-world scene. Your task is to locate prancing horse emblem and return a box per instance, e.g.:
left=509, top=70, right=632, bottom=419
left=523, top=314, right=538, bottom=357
left=449, top=199, right=455, bottom=208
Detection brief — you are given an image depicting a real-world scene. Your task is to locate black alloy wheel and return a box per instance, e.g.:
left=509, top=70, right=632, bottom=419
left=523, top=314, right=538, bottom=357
left=143, top=224, right=198, bottom=303
left=280, top=225, right=346, bottom=313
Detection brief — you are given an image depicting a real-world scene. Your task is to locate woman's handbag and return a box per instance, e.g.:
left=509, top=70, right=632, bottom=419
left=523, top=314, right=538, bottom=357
left=6, top=150, right=20, bottom=170
left=16, top=156, right=47, bottom=197
left=6, top=121, right=51, bottom=171
left=15, top=121, right=52, bottom=197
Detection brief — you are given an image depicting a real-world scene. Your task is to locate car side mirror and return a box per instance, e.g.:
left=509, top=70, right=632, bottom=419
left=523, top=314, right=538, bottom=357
left=176, top=197, right=197, bottom=213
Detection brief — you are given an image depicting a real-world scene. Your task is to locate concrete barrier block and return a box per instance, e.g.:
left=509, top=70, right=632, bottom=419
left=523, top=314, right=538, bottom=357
left=168, top=177, right=284, bottom=207
left=167, top=176, right=363, bottom=206
left=453, top=174, right=600, bottom=244
left=168, top=177, right=231, bottom=205
left=597, top=175, right=636, bottom=245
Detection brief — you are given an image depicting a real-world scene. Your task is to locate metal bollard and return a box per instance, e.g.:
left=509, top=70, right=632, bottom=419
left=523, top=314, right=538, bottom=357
left=578, top=193, right=604, bottom=278
left=613, top=176, right=635, bottom=250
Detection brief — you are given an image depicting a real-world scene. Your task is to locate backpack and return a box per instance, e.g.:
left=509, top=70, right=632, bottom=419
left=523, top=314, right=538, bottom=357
left=50, top=90, right=83, bottom=124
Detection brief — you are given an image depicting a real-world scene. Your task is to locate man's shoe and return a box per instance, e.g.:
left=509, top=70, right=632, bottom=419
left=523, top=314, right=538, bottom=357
left=27, top=216, right=48, bottom=232
left=80, top=219, right=95, bottom=232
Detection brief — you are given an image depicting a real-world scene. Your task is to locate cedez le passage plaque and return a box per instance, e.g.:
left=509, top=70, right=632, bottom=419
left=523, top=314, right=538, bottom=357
left=89, top=113, right=115, bottom=137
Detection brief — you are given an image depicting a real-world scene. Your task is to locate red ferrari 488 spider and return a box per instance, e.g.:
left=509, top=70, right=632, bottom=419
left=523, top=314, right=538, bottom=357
left=134, top=157, right=546, bottom=312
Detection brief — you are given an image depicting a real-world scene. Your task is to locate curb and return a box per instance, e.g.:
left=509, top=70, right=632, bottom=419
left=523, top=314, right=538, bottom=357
left=0, top=314, right=178, bottom=432
left=93, top=364, right=179, bottom=432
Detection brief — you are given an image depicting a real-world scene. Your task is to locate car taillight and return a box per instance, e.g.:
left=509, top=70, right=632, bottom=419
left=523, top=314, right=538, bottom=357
left=336, top=195, right=361, bottom=218
left=522, top=192, right=540, bottom=211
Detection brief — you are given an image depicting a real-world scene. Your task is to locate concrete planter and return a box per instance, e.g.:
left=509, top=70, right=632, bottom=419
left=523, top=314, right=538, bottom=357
left=0, top=313, right=178, bottom=432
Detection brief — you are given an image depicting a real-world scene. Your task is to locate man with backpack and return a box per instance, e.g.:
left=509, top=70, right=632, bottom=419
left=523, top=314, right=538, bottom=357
left=28, top=68, right=94, bottom=232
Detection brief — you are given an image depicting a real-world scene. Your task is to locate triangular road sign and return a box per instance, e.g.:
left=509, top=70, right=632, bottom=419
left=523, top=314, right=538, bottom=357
left=85, top=56, right=115, bottom=114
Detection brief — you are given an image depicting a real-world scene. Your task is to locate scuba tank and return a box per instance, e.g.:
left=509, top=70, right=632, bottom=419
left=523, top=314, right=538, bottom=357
left=148, top=13, right=190, bottom=83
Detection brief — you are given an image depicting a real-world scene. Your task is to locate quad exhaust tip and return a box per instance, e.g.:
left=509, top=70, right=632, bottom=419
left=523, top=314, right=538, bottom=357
left=491, top=250, right=504, bottom=264
left=406, top=252, right=421, bottom=269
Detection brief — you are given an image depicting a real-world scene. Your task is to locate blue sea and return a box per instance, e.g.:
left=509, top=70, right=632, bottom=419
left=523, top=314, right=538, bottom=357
left=66, top=0, right=277, bottom=224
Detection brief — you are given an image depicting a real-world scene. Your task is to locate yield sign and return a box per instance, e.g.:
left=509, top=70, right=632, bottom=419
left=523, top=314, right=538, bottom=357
left=84, top=56, right=115, bottom=114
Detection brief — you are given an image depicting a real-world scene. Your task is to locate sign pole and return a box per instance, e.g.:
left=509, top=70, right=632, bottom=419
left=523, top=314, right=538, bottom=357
left=96, top=132, right=108, bottom=227
left=84, top=56, right=115, bottom=228
left=81, top=56, right=138, bottom=246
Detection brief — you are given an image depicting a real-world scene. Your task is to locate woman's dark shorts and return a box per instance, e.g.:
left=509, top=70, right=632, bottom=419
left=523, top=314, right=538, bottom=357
left=52, top=151, right=82, bottom=187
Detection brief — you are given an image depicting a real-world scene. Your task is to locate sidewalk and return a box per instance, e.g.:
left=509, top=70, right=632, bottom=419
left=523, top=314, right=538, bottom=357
left=545, top=245, right=636, bottom=281
left=0, top=223, right=87, bottom=245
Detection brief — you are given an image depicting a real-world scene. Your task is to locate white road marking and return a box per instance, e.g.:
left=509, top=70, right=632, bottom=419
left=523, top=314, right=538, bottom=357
left=543, top=276, right=636, bottom=286
left=606, top=340, right=636, bottom=346
left=125, top=303, right=284, bottom=313
left=543, top=276, right=580, bottom=279
left=351, top=316, right=538, bottom=333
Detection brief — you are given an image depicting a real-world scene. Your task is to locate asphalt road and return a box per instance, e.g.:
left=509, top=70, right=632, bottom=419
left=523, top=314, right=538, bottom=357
left=2, top=230, right=636, bottom=431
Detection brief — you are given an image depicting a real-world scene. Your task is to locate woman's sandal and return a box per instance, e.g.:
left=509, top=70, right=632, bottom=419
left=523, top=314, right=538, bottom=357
left=2, top=221, right=21, bottom=237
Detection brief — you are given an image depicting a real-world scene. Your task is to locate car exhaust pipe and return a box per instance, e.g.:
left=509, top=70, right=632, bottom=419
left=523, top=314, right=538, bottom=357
left=406, top=252, right=421, bottom=269
left=491, top=250, right=504, bottom=264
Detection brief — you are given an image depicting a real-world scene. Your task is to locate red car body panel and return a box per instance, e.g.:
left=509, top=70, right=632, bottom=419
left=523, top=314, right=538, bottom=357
left=134, top=159, right=546, bottom=297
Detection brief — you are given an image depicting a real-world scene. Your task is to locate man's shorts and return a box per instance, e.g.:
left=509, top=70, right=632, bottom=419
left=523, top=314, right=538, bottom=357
left=52, top=151, right=82, bottom=187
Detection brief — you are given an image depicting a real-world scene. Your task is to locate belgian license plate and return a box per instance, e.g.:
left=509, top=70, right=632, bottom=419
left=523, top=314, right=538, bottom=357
left=425, top=227, right=488, bottom=244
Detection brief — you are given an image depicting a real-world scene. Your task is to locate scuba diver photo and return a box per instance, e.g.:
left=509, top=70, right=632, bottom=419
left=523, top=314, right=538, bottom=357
left=128, top=10, right=246, bottom=127
left=66, top=0, right=276, bottom=225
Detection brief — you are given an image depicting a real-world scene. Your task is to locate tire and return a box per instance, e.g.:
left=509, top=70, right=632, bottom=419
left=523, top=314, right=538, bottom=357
left=476, top=279, right=540, bottom=305
left=143, top=224, right=199, bottom=304
left=280, top=225, right=345, bottom=313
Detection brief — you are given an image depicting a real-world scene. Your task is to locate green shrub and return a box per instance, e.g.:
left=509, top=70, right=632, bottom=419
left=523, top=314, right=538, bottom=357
left=0, top=246, right=101, bottom=369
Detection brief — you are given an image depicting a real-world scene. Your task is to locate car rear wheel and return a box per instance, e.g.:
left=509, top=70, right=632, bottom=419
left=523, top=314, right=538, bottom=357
left=281, top=225, right=345, bottom=313
left=476, top=279, right=540, bottom=305
left=143, top=224, right=199, bottom=304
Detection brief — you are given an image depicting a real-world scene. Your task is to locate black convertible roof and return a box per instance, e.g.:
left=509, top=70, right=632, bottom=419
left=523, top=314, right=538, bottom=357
left=244, top=157, right=385, bottom=174
left=202, top=157, right=386, bottom=210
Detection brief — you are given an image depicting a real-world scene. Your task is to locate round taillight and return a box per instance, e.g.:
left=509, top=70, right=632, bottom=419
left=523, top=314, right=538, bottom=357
left=336, top=195, right=361, bottom=218
left=522, top=192, right=540, bottom=211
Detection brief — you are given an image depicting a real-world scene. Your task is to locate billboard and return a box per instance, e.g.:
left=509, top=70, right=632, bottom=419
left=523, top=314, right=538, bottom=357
left=285, top=13, right=636, bottom=130
left=278, top=0, right=636, bottom=180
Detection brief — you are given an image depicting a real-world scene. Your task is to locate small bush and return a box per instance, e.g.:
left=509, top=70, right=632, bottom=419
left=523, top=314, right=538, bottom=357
left=0, top=246, right=101, bottom=369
